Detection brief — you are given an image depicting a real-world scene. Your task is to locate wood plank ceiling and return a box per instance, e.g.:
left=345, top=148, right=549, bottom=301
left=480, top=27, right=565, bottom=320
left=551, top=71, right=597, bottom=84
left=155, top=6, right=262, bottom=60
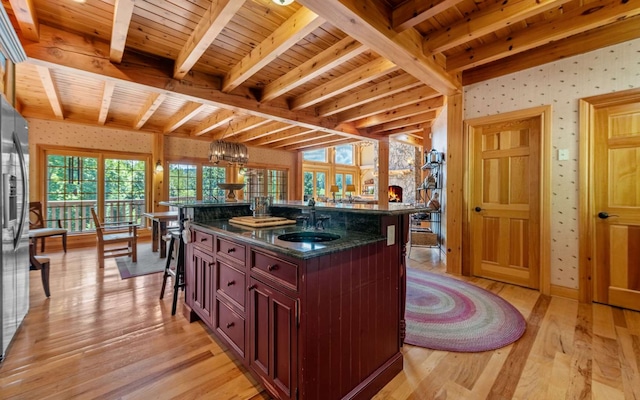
left=2, top=0, right=639, bottom=151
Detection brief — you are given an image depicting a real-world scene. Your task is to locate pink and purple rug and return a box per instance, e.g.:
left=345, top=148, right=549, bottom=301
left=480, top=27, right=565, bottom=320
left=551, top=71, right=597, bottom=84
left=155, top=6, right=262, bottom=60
left=405, top=268, right=526, bottom=352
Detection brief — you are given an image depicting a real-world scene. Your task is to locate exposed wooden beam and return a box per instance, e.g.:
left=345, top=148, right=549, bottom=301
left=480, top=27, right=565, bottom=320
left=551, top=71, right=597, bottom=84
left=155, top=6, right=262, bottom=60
left=210, top=116, right=270, bottom=140
left=110, top=0, right=135, bottom=63
left=381, top=123, right=429, bottom=137
left=174, top=0, right=245, bottom=79
left=282, top=135, right=353, bottom=151
left=424, top=0, right=572, bottom=54
left=297, top=0, right=460, bottom=95
left=98, top=81, right=115, bottom=125
left=462, top=15, right=640, bottom=85
left=366, top=110, right=437, bottom=134
left=222, top=7, right=324, bottom=93
left=231, top=121, right=292, bottom=142
left=337, top=86, right=440, bottom=123
left=447, top=0, right=640, bottom=71
left=248, top=126, right=316, bottom=147
left=191, top=109, right=235, bottom=136
left=269, top=131, right=329, bottom=148
left=133, top=93, right=166, bottom=130
left=392, top=0, right=464, bottom=32
left=163, top=102, right=207, bottom=133
left=261, top=37, right=365, bottom=102
left=317, top=73, right=421, bottom=117
left=354, top=96, right=444, bottom=128
left=22, top=24, right=367, bottom=140
left=290, top=57, right=398, bottom=110
left=8, top=0, right=39, bottom=41
left=35, top=65, right=63, bottom=119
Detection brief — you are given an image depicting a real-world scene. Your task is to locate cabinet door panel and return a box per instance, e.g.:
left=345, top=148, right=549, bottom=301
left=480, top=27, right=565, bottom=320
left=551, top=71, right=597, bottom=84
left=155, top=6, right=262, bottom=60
left=191, top=247, right=214, bottom=324
left=249, top=278, right=298, bottom=400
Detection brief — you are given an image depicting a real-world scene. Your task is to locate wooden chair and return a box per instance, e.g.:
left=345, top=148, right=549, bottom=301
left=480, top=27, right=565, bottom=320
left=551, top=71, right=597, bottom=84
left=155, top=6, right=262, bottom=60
left=90, top=208, right=138, bottom=269
left=29, top=201, right=67, bottom=253
left=29, top=239, right=51, bottom=297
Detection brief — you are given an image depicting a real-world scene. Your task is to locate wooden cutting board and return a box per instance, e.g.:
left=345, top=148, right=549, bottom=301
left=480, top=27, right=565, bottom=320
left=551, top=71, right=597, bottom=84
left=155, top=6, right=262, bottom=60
left=229, top=216, right=297, bottom=227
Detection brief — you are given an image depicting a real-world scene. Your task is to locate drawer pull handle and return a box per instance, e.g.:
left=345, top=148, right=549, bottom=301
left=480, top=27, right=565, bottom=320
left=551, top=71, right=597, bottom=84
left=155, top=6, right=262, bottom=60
left=227, top=280, right=235, bottom=286
left=200, top=237, right=207, bottom=242
left=226, top=322, right=234, bottom=329
left=227, top=247, right=236, bottom=253
left=267, top=264, right=278, bottom=271
left=248, top=284, right=257, bottom=290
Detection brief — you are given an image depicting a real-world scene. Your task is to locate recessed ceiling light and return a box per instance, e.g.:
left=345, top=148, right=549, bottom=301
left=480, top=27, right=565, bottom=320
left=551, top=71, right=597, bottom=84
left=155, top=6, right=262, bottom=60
left=73, top=0, right=86, bottom=3
left=272, top=0, right=295, bottom=5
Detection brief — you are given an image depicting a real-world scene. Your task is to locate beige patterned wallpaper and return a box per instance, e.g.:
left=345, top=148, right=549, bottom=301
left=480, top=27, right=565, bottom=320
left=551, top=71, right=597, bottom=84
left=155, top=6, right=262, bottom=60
left=464, top=38, right=640, bottom=289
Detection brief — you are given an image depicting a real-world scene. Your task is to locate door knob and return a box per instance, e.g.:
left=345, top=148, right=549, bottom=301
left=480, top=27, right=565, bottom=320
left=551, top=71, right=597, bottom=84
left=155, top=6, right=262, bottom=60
left=474, top=207, right=482, bottom=212
left=598, top=212, right=619, bottom=219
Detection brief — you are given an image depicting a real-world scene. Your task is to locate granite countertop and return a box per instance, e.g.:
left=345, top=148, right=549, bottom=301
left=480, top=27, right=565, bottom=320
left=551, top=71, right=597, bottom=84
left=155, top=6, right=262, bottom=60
left=191, top=220, right=385, bottom=260
left=163, top=199, right=429, bottom=215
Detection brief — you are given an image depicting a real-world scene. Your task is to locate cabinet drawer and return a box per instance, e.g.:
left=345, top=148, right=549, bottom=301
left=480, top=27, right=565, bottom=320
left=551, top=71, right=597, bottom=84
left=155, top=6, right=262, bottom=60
left=193, top=230, right=214, bottom=252
left=216, top=300, right=245, bottom=357
left=216, top=260, right=246, bottom=312
left=251, top=250, right=298, bottom=291
left=217, top=237, right=246, bottom=264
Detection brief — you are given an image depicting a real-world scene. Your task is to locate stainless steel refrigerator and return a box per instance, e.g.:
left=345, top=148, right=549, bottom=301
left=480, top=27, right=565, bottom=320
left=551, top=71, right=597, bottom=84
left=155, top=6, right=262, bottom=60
left=0, top=95, right=29, bottom=362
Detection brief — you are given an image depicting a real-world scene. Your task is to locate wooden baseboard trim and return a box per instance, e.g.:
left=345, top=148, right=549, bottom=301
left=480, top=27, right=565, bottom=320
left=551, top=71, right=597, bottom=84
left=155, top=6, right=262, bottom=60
left=550, top=284, right=579, bottom=300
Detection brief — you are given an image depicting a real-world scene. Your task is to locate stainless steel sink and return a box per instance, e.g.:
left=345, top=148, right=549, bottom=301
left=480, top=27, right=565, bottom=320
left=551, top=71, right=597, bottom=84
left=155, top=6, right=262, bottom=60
left=277, top=231, right=341, bottom=243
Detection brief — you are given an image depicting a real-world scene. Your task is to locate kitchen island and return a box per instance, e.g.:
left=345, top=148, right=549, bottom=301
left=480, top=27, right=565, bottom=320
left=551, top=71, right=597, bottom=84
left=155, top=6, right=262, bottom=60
left=162, top=200, right=427, bottom=400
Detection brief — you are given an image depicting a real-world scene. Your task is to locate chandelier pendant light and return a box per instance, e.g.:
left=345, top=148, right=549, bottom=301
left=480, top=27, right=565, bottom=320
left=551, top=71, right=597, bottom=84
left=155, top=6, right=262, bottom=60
left=208, top=140, right=249, bottom=166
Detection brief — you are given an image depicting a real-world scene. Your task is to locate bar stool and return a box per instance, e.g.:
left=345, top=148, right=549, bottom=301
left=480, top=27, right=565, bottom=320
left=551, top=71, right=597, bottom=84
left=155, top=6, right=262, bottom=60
left=160, top=229, right=184, bottom=315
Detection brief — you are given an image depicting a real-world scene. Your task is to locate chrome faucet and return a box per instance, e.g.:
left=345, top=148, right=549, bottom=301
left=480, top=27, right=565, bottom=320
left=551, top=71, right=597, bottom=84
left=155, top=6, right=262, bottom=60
left=307, top=198, right=317, bottom=229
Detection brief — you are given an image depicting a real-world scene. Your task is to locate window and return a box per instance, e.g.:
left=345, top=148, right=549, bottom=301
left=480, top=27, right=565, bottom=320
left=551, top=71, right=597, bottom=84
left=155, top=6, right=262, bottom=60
left=104, top=159, right=146, bottom=225
left=168, top=163, right=197, bottom=203
left=303, top=148, right=327, bottom=162
left=303, top=170, right=326, bottom=201
left=44, top=151, right=147, bottom=233
left=244, top=168, right=288, bottom=202
left=203, top=165, right=226, bottom=201
left=335, top=172, right=354, bottom=197
left=334, top=144, right=354, bottom=165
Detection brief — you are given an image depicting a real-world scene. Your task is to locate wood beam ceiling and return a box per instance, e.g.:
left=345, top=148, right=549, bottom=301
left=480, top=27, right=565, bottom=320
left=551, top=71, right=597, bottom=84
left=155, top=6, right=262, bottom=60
left=221, top=7, right=324, bottom=93
left=7, top=0, right=38, bottom=42
left=173, top=0, right=245, bottom=79
left=35, top=65, right=63, bottom=119
left=290, top=57, right=398, bottom=110
left=132, top=93, right=166, bottom=130
left=260, top=36, right=366, bottom=102
left=21, top=24, right=371, bottom=141
left=110, top=0, right=135, bottom=63
left=98, top=81, right=115, bottom=125
left=297, top=0, right=461, bottom=96
left=447, top=0, right=640, bottom=71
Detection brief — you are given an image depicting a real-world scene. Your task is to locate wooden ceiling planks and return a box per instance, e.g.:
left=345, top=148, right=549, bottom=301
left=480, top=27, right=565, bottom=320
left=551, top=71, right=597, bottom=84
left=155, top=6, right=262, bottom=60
left=2, top=0, right=639, bottom=151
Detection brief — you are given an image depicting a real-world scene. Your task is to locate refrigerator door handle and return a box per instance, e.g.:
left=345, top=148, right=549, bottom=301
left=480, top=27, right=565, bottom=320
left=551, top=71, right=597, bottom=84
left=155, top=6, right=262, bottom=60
left=13, top=130, right=27, bottom=250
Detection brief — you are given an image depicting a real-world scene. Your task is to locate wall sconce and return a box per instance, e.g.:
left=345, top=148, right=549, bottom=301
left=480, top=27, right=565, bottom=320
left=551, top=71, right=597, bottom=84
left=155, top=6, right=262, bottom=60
left=330, top=185, right=340, bottom=203
left=155, top=160, right=164, bottom=173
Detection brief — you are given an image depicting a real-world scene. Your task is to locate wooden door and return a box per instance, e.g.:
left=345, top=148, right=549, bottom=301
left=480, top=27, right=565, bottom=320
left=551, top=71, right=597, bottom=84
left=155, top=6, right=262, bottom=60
left=191, top=247, right=214, bottom=324
left=593, top=102, right=640, bottom=311
left=470, top=116, right=541, bottom=288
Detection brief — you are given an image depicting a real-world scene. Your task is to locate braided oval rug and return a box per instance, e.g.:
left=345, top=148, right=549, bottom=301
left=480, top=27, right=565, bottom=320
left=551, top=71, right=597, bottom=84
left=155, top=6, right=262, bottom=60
left=405, top=268, right=526, bottom=352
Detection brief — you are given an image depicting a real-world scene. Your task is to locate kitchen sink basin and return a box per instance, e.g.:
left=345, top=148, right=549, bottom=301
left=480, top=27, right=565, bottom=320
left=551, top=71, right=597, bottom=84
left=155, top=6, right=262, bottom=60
left=277, top=231, right=341, bottom=243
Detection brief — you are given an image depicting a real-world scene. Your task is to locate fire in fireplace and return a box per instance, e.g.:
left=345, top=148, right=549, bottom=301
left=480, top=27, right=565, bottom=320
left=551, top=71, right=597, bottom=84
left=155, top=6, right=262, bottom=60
left=388, top=185, right=403, bottom=202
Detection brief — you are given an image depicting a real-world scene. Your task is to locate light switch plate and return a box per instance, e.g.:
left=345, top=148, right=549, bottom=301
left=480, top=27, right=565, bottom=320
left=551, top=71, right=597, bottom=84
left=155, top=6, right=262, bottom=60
left=558, top=149, right=569, bottom=161
left=387, top=225, right=395, bottom=246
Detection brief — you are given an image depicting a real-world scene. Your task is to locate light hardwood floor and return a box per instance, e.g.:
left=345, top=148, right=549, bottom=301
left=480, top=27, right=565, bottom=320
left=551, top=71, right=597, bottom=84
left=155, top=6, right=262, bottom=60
left=1, top=244, right=639, bottom=399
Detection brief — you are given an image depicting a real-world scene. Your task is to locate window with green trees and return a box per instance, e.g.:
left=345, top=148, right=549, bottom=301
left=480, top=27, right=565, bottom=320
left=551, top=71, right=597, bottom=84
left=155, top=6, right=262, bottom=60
left=168, top=163, right=197, bottom=202
left=203, top=165, right=226, bottom=201
left=45, top=153, right=147, bottom=233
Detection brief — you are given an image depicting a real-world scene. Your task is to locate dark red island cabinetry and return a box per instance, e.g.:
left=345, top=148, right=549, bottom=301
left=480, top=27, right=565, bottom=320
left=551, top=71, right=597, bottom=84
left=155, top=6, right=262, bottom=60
left=184, top=213, right=409, bottom=400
